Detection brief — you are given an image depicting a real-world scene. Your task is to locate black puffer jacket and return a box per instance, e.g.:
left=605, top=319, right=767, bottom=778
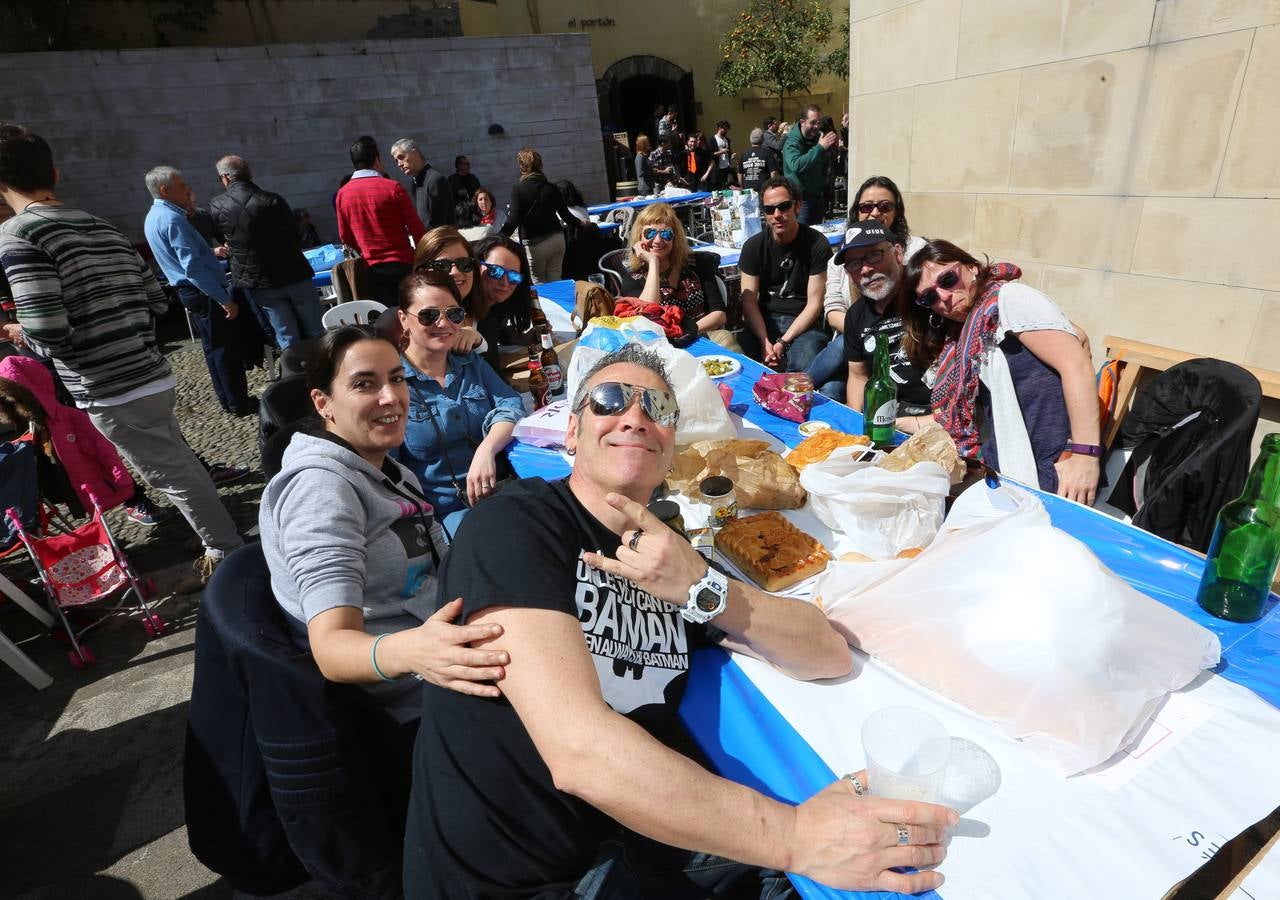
left=210, top=180, right=314, bottom=290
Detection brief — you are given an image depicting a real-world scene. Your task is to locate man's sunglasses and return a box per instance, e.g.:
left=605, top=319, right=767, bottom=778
left=643, top=227, right=675, bottom=241
left=761, top=199, right=795, bottom=216
left=419, top=256, right=476, bottom=275
left=414, top=306, right=467, bottom=326
left=857, top=200, right=896, bottom=215
left=574, top=382, right=680, bottom=428
left=481, top=263, right=523, bottom=286
left=915, top=268, right=962, bottom=308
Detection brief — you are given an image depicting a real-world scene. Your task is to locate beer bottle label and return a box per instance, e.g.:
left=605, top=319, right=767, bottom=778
left=544, top=363, right=563, bottom=392
left=871, top=400, right=897, bottom=426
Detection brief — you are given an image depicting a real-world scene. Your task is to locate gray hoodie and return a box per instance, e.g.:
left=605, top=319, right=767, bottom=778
left=259, top=431, right=448, bottom=636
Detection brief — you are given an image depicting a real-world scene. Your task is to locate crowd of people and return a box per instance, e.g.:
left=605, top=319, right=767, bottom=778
left=0, top=106, right=1106, bottom=898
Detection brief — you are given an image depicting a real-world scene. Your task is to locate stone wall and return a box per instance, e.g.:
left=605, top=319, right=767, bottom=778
left=848, top=0, right=1280, bottom=444
left=0, top=34, right=606, bottom=245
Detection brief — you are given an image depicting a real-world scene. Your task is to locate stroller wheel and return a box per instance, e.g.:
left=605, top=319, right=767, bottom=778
left=142, top=613, right=167, bottom=637
left=68, top=645, right=95, bottom=669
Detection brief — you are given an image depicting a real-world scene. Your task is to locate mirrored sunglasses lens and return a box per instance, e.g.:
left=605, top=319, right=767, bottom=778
left=506, top=270, right=523, bottom=285
left=639, top=388, right=678, bottom=426
left=588, top=383, right=630, bottom=416
left=483, top=264, right=506, bottom=280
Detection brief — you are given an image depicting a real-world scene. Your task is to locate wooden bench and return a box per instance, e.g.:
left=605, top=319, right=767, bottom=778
left=1102, top=336, right=1280, bottom=448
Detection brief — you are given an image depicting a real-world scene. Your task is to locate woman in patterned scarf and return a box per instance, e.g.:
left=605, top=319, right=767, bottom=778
left=901, top=239, right=1100, bottom=504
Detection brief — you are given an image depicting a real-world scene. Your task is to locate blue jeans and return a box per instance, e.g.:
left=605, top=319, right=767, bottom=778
left=805, top=334, right=847, bottom=401
left=573, top=832, right=795, bottom=900
left=738, top=312, right=828, bottom=373
left=798, top=193, right=826, bottom=225
left=175, top=284, right=249, bottom=412
left=245, top=279, right=324, bottom=348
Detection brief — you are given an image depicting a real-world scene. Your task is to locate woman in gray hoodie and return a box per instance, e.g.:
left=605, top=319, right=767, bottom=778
left=259, top=325, right=509, bottom=719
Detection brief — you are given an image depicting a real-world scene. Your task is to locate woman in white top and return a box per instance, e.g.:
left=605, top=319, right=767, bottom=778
left=902, top=239, right=1101, bottom=504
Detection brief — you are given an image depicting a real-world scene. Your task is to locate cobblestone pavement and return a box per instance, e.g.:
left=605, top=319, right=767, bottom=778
left=0, top=320, right=330, bottom=900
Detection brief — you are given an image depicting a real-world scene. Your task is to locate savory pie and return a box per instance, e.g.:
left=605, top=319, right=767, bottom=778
left=715, top=511, right=831, bottom=592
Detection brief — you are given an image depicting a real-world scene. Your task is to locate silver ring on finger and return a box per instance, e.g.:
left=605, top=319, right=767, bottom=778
left=896, top=824, right=910, bottom=846
left=628, top=529, right=643, bottom=552
left=842, top=773, right=865, bottom=796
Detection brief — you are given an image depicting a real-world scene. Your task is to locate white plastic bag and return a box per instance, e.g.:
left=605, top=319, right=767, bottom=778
left=799, top=447, right=949, bottom=559
left=816, top=482, right=1222, bottom=775
left=565, top=318, right=735, bottom=443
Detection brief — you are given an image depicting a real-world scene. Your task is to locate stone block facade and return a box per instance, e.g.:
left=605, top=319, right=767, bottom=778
left=849, top=0, right=1280, bottom=445
left=0, top=34, right=606, bottom=245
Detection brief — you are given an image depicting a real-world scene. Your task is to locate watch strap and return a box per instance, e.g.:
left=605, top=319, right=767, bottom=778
left=1065, top=441, right=1104, bottom=457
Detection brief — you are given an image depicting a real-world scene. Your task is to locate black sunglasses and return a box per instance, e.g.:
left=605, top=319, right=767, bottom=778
left=481, top=263, right=523, bottom=285
left=761, top=199, right=795, bottom=216
left=414, top=306, right=467, bottom=326
left=915, top=268, right=963, bottom=308
left=420, top=256, right=476, bottom=275
left=857, top=200, right=896, bottom=215
left=573, top=382, right=680, bottom=428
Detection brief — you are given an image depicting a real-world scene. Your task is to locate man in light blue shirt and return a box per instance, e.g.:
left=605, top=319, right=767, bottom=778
left=143, top=166, right=252, bottom=415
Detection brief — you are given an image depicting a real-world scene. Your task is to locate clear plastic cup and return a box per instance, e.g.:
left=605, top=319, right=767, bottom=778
left=861, top=706, right=950, bottom=803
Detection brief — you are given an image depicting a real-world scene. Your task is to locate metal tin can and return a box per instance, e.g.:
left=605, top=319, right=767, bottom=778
left=700, top=475, right=738, bottom=529
left=647, top=499, right=687, bottom=540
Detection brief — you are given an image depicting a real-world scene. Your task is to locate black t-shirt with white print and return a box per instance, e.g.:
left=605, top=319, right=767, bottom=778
left=403, top=477, right=719, bottom=900
left=842, top=295, right=933, bottom=411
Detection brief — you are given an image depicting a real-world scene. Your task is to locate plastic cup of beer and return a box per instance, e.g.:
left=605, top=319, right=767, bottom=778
left=861, top=706, right=950, bottom=803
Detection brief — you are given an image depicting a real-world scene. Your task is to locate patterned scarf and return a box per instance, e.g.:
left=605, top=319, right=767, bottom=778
left=930, top=262, right=1022, bottom=458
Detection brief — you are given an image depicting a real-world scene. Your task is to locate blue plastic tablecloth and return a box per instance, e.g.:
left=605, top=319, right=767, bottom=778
left=512, top=279, right=1280, bottom=900
left=304, top=243, right=342, bottom=288
left=588, top=191, right=712, bottom=216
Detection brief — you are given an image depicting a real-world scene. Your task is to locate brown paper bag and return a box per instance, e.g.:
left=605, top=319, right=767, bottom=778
left=877, top=423, right=966, bottom=483
left=669, top=439, right=806, bottom=509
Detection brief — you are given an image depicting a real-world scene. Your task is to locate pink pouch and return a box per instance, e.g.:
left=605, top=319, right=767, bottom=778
left=751, top=373, right=812, bottom=423
left=717, top=382, right=734, bottom=408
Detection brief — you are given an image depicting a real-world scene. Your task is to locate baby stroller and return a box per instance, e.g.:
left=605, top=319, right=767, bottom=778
left=6, top=492, right=164, bottom=670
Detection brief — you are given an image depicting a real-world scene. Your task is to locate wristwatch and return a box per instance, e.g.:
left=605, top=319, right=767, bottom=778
left=681, top=565, right=729, bottom=624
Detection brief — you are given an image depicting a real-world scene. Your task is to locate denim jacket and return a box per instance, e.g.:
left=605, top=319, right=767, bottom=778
left=396, top=351, right=523, bottom=516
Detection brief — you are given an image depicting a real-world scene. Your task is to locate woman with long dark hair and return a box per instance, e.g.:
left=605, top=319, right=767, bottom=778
left=259, top=324, right=509, bottom=720
left=413, top=225, right=485, bottom=353
left=902, top=239, right=1101, bottom=503
left=470, top=234, right=535, bottom=374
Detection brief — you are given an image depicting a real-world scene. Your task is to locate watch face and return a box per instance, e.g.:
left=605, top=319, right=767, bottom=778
left=696, top=588, right=721, bottom=612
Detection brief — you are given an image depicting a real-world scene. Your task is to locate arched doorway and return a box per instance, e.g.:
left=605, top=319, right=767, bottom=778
left=599, top=55, right=695, bottom=152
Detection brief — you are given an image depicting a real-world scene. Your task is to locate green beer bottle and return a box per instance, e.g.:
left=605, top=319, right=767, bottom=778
left=863, top=333, right=898, bottom=449
left=1195, top=433, right=1280, bottom=623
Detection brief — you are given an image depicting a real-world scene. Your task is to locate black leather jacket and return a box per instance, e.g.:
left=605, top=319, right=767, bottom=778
left=209, top=180, right=313, bottom=290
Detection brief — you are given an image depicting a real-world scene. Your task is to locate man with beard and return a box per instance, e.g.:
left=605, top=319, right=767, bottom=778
left=835, top=220, right=932, bottom=431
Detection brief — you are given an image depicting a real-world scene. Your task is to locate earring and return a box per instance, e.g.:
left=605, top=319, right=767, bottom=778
left=929, top=313, right=944, bottom=329
left=566, top=447, right=576, bottom=456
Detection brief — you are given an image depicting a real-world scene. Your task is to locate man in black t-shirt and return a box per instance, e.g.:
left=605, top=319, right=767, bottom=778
left=833, top=220, right=933, bottom=428
left=738, top=128, right=782, bottom=195
left=403, top=345, right=954, bottom=899
left=737, top=176, right=832, bottom=372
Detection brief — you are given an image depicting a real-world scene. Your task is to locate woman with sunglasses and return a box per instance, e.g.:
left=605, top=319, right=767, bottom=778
left=259, top=324, right=507, bottom=723
left=396, top=270, right=523, bottom=534
left=471, top=234, right=535, bottom=374
left=617, top=203, right=739, bottom=349
left=413, top=226, right=486, bottom=353
left=807, top=175, right=926, bottom=400
left=902, top=239, right=1101, bottom=504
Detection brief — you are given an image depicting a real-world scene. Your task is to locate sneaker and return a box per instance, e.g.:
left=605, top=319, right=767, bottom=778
left=207, top=463, right=251, bottom=486
left=174, top=554, right=221, bottom=595
left=124, top=500, right=177, bottom=526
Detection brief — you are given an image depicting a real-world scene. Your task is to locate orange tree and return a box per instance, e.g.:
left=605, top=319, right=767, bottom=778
left=715, top=0, right=841, bottom=121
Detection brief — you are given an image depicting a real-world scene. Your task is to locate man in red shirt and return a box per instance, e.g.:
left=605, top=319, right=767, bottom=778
left=335, top=135, right=426, bottom=303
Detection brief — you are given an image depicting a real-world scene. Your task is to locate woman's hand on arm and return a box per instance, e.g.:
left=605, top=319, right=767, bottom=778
left=380, top=598, right=509, bottom=697
left=1018, top=328, right=1102, bottom=505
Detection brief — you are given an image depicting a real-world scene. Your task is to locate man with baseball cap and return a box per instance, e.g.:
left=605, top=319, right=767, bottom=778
left=832, top=219, right=933, bottom=430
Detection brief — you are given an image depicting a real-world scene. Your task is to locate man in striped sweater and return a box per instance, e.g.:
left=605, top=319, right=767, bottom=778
left=0, top=123, right=243, bottom=592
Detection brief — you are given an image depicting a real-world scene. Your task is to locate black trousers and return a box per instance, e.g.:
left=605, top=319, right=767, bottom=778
left=176, top=284, right=250, bottom=411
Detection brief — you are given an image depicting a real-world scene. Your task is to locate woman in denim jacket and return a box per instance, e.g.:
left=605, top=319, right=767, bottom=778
left=395, top=269, right=523, bottom=535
